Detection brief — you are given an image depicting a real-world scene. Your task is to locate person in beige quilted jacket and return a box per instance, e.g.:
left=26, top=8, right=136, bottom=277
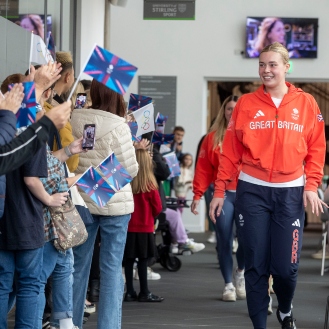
left=70, top=79, right=138, bottom=329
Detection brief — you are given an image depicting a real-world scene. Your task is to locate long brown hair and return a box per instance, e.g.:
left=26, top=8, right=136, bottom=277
left=131, top=149, right=158, bottom=194
left=210, top=95, right=239, bottom=149
left=90, top=79, right=126, bottom=117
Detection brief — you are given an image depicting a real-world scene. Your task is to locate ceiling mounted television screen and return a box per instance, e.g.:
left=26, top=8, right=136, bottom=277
left=245, top=16, right=318, bottom=59
left=7, top=14, right=52, bottom=42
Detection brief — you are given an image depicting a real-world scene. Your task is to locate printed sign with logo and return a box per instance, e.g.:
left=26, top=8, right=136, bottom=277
left=144, top=0, right=195, bottom=20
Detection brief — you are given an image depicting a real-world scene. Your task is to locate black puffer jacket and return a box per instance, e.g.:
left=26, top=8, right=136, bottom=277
left=0, top=110, right=17, bottom=218
left=152, top=146, right=171, bottom=211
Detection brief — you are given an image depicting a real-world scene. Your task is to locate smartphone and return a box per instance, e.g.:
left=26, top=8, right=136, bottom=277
left=75, top=93, right=87, bottom=109
left=82, top=124, right=96, bottom=149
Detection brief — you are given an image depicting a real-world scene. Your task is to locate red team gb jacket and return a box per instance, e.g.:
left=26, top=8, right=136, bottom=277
left=214, top=82, right=326, bottom=198
left=193, top=131, right=237, bottom=200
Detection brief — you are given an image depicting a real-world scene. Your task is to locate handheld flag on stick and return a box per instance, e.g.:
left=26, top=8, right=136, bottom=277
left=67, top=44, right=138, bottom=102
left=30, top=33, right=54, bottom=66
left=151, top=131, right=175, bottom=145
left=83, top=45, right=138, bottom=95
left=130, top=103, right=155, bottom=136
left=155, top=113, right=168, bottom=125
left=127, top=122, right=142, bottom=142
left=163, top=152, right=181, bottom=178
left=9, top=81, right=37, bottom=128
left=72, top=166, right=115, bottom=208
left=96, top=153, right=133, bottom=192
left=128, top=93, right=152, bottom=112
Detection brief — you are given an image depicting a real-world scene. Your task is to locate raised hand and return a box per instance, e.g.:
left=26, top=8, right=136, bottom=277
left=0, top=84, right=24, bottom=114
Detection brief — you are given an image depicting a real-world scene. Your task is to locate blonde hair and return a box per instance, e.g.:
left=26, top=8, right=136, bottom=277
left=210, top=95, right=239, bottom=149
left=260, top=42, right=290, bottom=65
left=254, top=17, right=284, bottom=53
left=131, top=149, right=158, bottom=194
left=55, top=51, right=73, bottom=73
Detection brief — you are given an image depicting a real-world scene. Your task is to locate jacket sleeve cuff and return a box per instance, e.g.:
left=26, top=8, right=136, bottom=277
left=305, top=181, right=320, bottom=193
left=214, top=181, right=226, bottom=198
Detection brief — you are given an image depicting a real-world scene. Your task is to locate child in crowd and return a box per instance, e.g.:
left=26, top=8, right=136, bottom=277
left=174, top=153, right=194, bottom=214
left=124, top=149, right=164, bottom=302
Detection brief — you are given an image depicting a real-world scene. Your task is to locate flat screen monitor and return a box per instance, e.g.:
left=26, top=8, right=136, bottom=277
left=245, top=16, right=318, bottom=59
left=8, top=14, right=52, bottom=42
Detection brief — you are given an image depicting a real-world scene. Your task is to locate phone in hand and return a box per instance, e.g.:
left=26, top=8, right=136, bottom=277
left=75, top=93, right=87, bottom=109
left=82, top=124, right=96, bottom=149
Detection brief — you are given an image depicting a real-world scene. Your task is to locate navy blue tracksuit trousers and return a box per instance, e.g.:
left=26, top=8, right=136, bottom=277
left=235, top=180, right=304, bottom=329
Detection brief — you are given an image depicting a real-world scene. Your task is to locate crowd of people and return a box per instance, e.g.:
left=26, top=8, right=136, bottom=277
left=0, top=41, right=327, bottom=329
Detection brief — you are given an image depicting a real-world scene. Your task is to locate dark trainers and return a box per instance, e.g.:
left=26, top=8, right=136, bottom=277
left=276, top=308, right=296, bottom=329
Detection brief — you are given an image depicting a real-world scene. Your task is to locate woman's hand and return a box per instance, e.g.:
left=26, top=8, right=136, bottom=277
left=48, top=192, right=69, bottom=207
left=32, top=62, right=63, bottom=101
left=303, top=190, right=329, bottom=216
left=134, top=138, right=150, bottom=150
left=190, top=199, right=200, bottom=215
left=69, top=137, right=88, bottom=155
left=209, top=197, right=224, bottom=223
left=0, top=84, right=24, bottom=114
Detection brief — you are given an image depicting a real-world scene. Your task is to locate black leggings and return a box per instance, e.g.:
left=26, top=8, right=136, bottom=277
left=124, top=258, right=149, bottom=296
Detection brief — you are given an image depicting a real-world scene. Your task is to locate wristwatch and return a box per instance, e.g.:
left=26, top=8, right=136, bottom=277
left=64, top=145, right=73, bottom=157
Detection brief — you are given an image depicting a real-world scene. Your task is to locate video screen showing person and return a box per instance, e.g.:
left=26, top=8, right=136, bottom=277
left=8, top=14, right=52, bottom=41
left=245, top=16, right=318, bottom=59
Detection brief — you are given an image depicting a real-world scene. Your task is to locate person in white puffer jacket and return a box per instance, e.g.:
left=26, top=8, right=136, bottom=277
left=70, top=79, right=138, bottom=329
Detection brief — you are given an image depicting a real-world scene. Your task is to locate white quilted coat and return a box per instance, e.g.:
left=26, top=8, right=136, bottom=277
left=70, top=108, right=138, bottom=216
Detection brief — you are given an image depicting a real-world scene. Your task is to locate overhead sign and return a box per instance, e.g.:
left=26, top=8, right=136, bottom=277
left=144, top=0, right=195, bottom=20
left=138, top=76, right=177, bottom=134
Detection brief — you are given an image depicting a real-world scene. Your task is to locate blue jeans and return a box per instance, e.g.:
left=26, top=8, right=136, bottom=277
left=73, top=214, right=130, bottom=329
left=0, top=247, right=43, bottom=329
left=216, top=191, right=244, bottom=283
left=34, top=242, right=74, bottom=329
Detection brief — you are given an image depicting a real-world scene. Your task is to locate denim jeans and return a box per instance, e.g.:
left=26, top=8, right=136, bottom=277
left=73, top=214, right=130, bottom=329
left=34, top=242, right=74, bottom=329
left=0, top=247, right=43, bottom=329
left=215, top=191, right=244, bottom=283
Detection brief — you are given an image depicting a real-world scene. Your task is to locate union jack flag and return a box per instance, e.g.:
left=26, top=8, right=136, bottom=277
left=127, top=122, right=141, bottom=142
left=74, top=166, right=115, bottom=207
left=163, top=152, right=181, bottom=178
left=317, top=114, right=324, bottom=122
left=155, top=113, right=168, bottom=125
left=96, top=153, right=132, bottom=192
left=9, top=81, right=37, bottom=128
left=128, top=93, right=152, bottom=111
left=151, top=131, right=174, bottom=145
left=83, top=45, right=138, bottom=95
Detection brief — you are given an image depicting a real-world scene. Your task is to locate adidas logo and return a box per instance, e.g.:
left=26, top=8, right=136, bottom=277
left=254, top=110, right=265, bottom=118
left=292, top=219, right=300, bottom=227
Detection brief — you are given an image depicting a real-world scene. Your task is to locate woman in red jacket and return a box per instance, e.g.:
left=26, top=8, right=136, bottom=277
left=123, top=149, right=164, bottom=303
left=210, top=42, right=327, bottom=329
left=191, top=95, right=245, bottom=302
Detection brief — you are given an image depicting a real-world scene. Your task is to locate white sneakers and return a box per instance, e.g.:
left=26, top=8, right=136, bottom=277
left=222, top=286, right=237, bottom=301
left=185, top=238, right=205, bottom=253
left=134, top=267, right=161, bottom=280
left=207, top=232, right=216, bottom=244
left=234, top=269, right=246, bottom=299
left=222, top=269, right=246, bottom=302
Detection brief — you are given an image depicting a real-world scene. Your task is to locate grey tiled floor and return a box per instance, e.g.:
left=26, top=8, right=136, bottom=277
left=8, top=227, right=329, bottom=328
